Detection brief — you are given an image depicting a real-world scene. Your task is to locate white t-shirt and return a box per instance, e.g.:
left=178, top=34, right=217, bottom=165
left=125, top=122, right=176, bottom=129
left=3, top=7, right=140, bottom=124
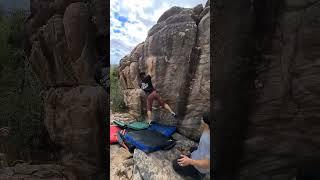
left=191, top=130, right=210, bottom=174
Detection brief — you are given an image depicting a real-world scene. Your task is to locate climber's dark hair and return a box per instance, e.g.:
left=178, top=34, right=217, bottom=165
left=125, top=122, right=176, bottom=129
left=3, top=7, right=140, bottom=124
left=139, top=72, right=146, bottom=78
left=203, top=112, right=210, bottom=127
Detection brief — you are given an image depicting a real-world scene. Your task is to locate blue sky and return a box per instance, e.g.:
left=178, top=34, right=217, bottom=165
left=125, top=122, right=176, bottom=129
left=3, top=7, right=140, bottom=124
left=110, top=0, right=207, bottom=65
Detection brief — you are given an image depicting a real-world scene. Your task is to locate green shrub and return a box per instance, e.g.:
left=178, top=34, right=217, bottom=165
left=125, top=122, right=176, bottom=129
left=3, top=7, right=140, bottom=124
left=110, top=65, right=127, bottom=112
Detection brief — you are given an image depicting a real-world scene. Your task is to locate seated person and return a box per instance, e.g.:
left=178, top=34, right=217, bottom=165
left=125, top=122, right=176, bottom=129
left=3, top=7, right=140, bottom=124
left=172, top=112, right=210, bottom=179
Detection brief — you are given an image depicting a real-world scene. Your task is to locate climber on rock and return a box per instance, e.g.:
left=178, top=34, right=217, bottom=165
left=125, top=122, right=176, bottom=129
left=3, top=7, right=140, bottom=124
left=139, top=72, right=177, bottom=124
left=172, top=112, right=211, bottom=179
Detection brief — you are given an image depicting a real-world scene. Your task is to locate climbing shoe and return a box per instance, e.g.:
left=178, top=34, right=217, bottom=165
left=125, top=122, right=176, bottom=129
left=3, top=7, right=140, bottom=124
left=171, top=112, right=177, bottom=118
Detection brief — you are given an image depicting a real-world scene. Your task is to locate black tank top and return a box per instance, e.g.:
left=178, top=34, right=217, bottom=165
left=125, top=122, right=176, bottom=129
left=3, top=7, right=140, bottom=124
left=140, top=75, right=154, bottom=93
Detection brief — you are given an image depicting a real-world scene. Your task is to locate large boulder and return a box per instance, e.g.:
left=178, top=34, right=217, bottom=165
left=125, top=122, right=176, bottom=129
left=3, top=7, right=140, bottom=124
left=212, top=0, right=320, bottom=179
left=119, top=4, right=210, bottom=141
left=24, top=0, right=108, bottom=179
left=122, top=89, right=145, bottom=118
left=133, top=149, right=184, bottom=180
left=238, top=1, right=320, bottom=179
left=181, top=9, right=210, bottom=139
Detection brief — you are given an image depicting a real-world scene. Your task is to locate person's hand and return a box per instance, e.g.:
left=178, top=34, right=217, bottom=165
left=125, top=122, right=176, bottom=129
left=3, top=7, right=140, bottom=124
left=177, top=155, right=193, bottom=167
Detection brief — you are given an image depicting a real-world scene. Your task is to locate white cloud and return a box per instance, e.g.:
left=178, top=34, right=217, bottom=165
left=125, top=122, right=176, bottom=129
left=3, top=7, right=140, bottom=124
left=151, top=2, right=171, bottom=22
left=110, top=0, right=208, bottom=65
left=110, top=0, right=120, bottom=12
left=110, top=39, right=134, bottom=64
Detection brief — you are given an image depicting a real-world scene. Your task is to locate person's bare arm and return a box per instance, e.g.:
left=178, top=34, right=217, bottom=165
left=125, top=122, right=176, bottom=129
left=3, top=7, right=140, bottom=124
left=147, top=63, right=152, bottom=76
left=178, top=155, right=210, bottom=169
left=147, top=65, right=152, bottom=76
left=190, top=159, right=210, bottom=169
left=147, top=58, right=156, bottom=88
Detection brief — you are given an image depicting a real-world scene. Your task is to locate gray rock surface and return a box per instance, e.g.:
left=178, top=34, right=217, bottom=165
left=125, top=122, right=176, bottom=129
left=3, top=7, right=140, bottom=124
left=132, top=132, right=198, bottom=180
left=110, top=132, right=202, bottom=180
left=133, top=149, right=184, bottom=180
left=119, top=2, right=210, bottom=141
left=181, top=8, right=210, bottom=139
left=110, top=145, right=133, bottom=180
left=109, top=129, right=205, bottom=180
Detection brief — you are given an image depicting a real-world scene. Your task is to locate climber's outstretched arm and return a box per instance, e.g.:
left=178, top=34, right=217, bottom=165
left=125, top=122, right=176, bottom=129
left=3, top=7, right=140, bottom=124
left=147, top=57, right=155, bottom=76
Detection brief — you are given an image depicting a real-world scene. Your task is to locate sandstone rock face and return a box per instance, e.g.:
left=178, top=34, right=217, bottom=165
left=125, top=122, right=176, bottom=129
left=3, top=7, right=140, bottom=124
left=213, top=0, right=320, bottom=179
left=181, top=8, right=210, bottom=139
left=122, top=89, right=145, bottom=118
left=25, top=0, right=107, bottom=179
left=119, top=3, right=210, bottom=140
left=239, top=1, right=320, bottom=179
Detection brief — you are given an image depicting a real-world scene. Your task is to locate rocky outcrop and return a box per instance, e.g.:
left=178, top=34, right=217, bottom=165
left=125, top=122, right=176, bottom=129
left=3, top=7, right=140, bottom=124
left=110, top=145, right=133, bottom=180
left=213, top=0, right=320, bottom=179
left=133, top=149, right=185, bottom=180
left=118, top=3, right=210, bottom=141
left=133, top=133, right=210, bottom=180
left=133, top=133, right=197, bottom=180
left=24, top=0, right=107, bottom=179
left=110, top=132, right=201, bottom=180
left=181, top=6, right=210, bottom=139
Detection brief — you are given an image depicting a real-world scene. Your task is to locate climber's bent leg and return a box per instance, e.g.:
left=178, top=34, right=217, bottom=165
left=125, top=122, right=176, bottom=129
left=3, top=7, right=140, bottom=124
left=164, top=103, right=174, bottom=114
left=153, top=91, right=176, bottom=117
left=146, top=91, right=155, bottom=123
left=147, top=110, right=152, bottom=124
